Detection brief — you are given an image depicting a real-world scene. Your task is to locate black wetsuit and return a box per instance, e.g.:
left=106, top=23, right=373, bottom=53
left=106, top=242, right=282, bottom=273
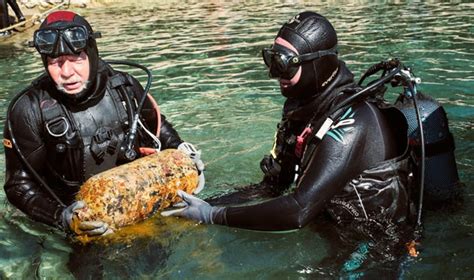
left=3, top=59, right=183, bottom=228
left=0, top=0, right=8, bottom=30
left=6, top=0, right=24, bottom=22
left=213, top=62, right=416, bottom=231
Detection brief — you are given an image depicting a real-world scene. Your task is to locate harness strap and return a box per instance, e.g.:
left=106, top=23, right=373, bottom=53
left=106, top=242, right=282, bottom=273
left=294, top=83, right=359, bottom=159
left=41, top=100, right=74, bottom=138
left=109, top=73, right=132, bottom=126
left=39, top=71, right=134, bottom=184
left=40, top=97, right=83, bottom=187
left=109, top=72, right=132, bottom=89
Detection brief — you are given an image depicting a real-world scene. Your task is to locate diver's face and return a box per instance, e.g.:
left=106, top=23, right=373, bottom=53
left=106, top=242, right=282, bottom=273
left=47, top=51, right=90, bottom=95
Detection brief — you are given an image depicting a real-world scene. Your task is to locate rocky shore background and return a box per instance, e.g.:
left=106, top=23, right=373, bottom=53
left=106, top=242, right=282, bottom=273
left=16, top=0, right=101, bottom=16
left=19, top=0, right=87, bottom=9
left=0, top=0, right=107, bottom=36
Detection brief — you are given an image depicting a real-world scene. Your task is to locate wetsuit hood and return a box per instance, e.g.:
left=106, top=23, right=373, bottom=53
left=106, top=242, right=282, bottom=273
left=276, top=11, right=340, bottom=99
left=37, top=11, right=101, bottom=104
left=284, top=60, right=355, bottom=122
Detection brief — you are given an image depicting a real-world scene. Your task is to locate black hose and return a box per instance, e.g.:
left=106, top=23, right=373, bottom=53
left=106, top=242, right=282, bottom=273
left=105, top=60, right=152, bottom=115
left=105, top=60, right=153, bottom=160
left=358, top=58, right=400, bottom=86
left=330, top=62, right=402, bottom=120
left=409, top=83, right=426, bottom=229
left=7, top=90, right=66, bottom=207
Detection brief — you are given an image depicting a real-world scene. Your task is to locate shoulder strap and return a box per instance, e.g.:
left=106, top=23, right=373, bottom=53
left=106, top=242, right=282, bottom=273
left=109, top=71, right=132, bottom=89
left=108, top=71, right=135, bottom=126
left=40, top=98, right=76, bottom=139
left=297, top=85, right=363, bottom=168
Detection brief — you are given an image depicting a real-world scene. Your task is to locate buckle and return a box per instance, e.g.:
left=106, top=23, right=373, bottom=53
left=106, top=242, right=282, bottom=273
left=93, top=127, right=112, bottom=144
left=45, top=117, right=69, bottom=137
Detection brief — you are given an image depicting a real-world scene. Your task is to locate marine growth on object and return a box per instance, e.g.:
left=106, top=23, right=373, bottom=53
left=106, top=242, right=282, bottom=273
left=74, top=149, right=198, bottom=232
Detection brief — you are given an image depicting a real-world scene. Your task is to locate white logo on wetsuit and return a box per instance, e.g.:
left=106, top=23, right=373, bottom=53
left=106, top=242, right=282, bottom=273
left=327, top=107, right=356, bottom=144
left=331, top=118, right=355, bottom=130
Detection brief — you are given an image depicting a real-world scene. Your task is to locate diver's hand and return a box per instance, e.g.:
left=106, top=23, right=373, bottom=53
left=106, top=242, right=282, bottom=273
left=60, top=201, right=84, bottom=232
left=60, top=201, right=113, bottom=236
left=178, top=142, right=205, bottom=194
left=161, top=190, right=224, bottom=224
left=75, top=220, right=113, bottom=236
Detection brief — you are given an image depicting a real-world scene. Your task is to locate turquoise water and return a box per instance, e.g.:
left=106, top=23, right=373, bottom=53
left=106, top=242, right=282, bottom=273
left=0, top=1, right=473, bottom=278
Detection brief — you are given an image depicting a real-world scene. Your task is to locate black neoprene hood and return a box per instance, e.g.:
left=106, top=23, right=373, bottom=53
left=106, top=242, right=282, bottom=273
left=37, top=10, right=100, bottom=103
left=275, top=11, right=340, bottom=99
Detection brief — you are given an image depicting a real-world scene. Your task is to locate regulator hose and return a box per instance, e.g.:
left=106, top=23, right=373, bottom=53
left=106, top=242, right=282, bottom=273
left=105, top=60, right=153, bottom=161
left=7, top=88, right=67, bottom=207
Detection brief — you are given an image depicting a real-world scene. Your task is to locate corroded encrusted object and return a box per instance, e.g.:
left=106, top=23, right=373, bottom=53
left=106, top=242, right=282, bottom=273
left=74, top=149, right=198, bottom=231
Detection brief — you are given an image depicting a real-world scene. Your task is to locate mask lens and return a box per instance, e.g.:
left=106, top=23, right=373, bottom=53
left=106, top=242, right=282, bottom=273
left=64, top=26, right=88, bottom=52
left=272, top=54, right=288, bottom=73
left=263, top=48, right=297, bottom=79
left=35, top=30, right=58, bottom=54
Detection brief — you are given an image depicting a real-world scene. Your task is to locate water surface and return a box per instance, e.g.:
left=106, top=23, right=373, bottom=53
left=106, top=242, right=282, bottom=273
left=0, top=1, right=473, bottom=278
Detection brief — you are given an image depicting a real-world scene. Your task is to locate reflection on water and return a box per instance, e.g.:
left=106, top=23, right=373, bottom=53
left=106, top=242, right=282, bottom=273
left=0, top=1, right=473, bottom=278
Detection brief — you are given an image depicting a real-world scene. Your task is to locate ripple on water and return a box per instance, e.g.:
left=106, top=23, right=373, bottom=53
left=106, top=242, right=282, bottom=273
left=0, top=1, right=473, bottom=278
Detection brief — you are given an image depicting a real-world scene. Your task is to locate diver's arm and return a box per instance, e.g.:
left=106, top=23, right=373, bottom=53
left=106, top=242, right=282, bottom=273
left=3, top=95, right=65, bottom=227
left=220, top=140, right=361, bottom=230
left=219, top=103, right=390, bottom=230
left=162, top=129, right=365, bottom=230
left=4, top=169, right=65, bottom=227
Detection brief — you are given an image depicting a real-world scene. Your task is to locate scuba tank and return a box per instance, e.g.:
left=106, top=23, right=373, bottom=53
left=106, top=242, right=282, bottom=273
left=395, top=90, right=461, bottom=205
left=357, top=58, right=462, bottom=227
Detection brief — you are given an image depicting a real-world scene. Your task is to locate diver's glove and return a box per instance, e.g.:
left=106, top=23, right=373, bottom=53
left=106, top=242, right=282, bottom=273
left=178, top=142, right=205, bottom=194
left=161, top=190, right=226, bottom=224
left=60, top=201, right=113, bottom=236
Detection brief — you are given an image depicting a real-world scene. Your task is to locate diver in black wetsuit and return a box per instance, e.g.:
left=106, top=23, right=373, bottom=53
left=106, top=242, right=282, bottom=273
left=162, top=12, right=416, bottom=233
left=3, top=11, right=204, bottom=237
left=6, top=0, right=25, bottom=22
left=0, top=0, right=24, bottom=36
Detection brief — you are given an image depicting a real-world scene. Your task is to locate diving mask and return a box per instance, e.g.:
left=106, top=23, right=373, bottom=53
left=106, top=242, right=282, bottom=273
left=262, top=45, right=338, bottom=79
left=31, top=25, right=101, bottom=58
